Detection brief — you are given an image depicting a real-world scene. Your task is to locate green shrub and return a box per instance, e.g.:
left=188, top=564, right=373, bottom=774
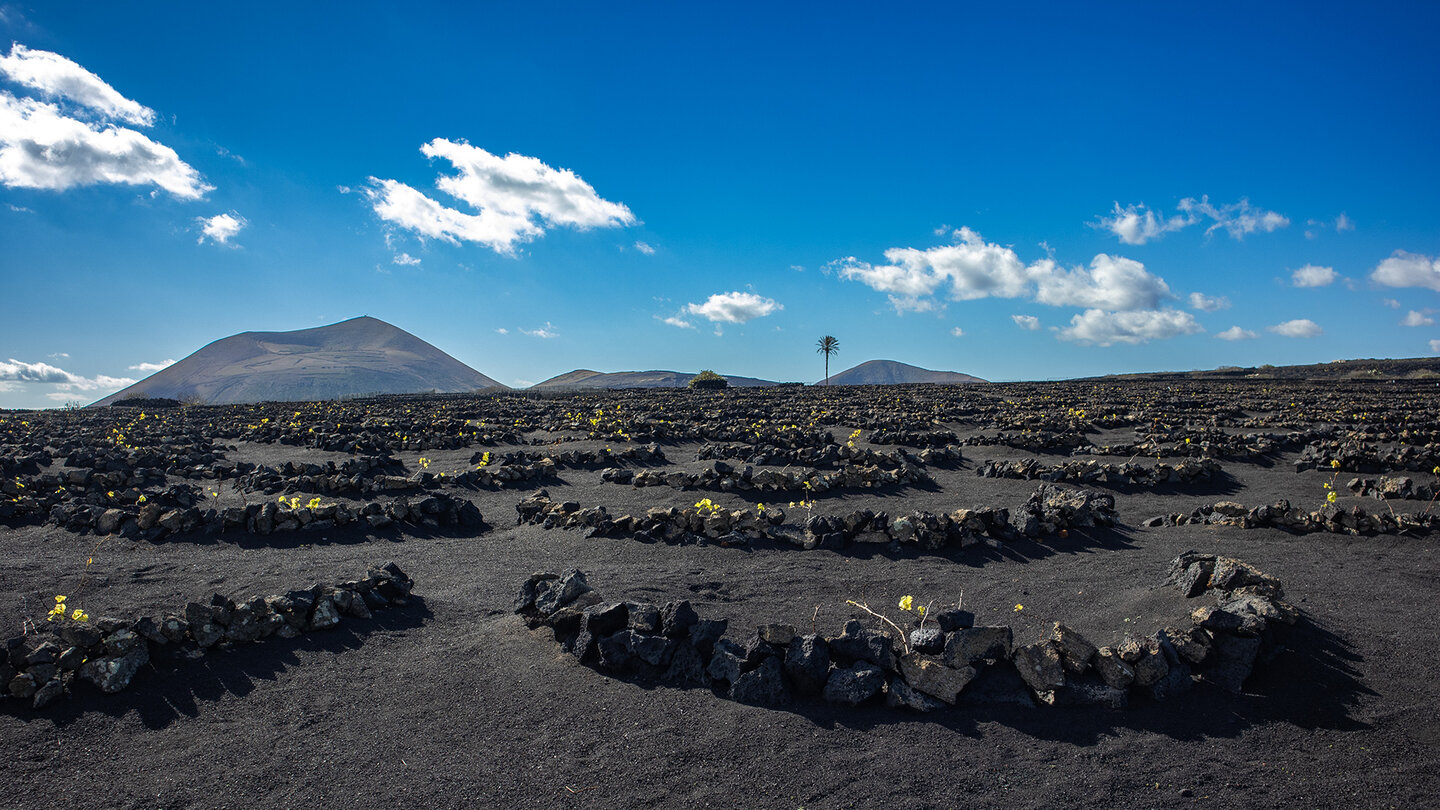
left=688, top=370, right=728, bottom=390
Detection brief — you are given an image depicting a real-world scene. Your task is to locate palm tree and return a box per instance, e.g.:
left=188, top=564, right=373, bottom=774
left=816, top=336, right=839, bottom=385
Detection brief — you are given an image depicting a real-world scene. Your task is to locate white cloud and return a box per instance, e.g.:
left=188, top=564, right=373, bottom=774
left=0, top=45, right=209, bottom=199
left=1031, top=254, right=1173, bottom=310
left=0, top=357, right=135, bottom=393
left=1430, top=339, right=1440, bottom=354
left=0, top=44, right=154, bottom=125
left=128, top=359, right=175, bottom=372
left=661, top=316, right=695, bottom=329
left=1371, top=251, right=1440, bottom=292
left=1401, top=310, right=1434, bottom=327
left=950, top=326, right=965, bottom=337
left=1011, top=314, right=1041, bottom=331
left=1095, top=202, right=1193, bottom=245
left=197, top=212, right=245, bottom=245
left=392, top=252, right=420, bottom=266
left=1181, top=196, right=1290, bottom=240
left=48, top=351, right=69, bottom=359
left=365, top=139, right=635, bottom=256
left=886, top=295, right=941, bottom=314
left=685, top=291, right=781, bottom=324
left=1382, top=298, right=1401, bottom=309
left=0, top=91, right=210, bottom=198
left=1291, top=264, right=1338, bottom=288
left=520, top=322, right=558, bottom=338
left=1095, top=196, right=1288, bottom=244
left=633, top=240, right=655, bottom=255
left=0, top=357, right=74, bottom=383
left=835, top=228, right=1173, bottom=313
left=1215, top=326, right=1258, bottom=341
left=1187, top=292, right=1231, bottom=312
left=494, top=328, right=508, bottom=335
left=1057, top=309, right=1203, bottom=346
left=1268, top=319, right=1323, bottom=338
left=1305, top=214, right=1354, bottom=239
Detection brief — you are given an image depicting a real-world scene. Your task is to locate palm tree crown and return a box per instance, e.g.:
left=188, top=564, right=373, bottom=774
left=816, top=336, right=839, bottom=384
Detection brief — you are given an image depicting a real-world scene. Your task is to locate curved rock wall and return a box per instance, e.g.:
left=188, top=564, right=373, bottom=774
left=515, top=552, right=1294, bottom=712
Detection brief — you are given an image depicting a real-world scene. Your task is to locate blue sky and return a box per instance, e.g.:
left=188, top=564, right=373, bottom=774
left=1, top=2, right=1438, bottom=408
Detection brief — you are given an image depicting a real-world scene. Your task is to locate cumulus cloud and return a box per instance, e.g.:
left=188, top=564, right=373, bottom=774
left=1094, top=196, right=1289, bottom=245
left=950, top=326, right=965, bottom=337
left=520, top=322, right=558, bottom=338
left=0, top=92, right=210, bottom=198
left=633, top=240, right=655, bottom=255
left=392, top=252, right=420, bottom=266
left=1291, top=264, right=1338, bottom=288
left=0, top=357, right=73, bottom=383
left=1215, top=326, right=1258, bottom=341
left=1011, top=314, right=1041, bottom=331
left=1268, top=319, right=1323, bottom=338
left=1187, top=292, right=1231, bottom=312
left=1431, top=339, right=1440, bottom=354
left=1371, top=251, right=1440, bottom=292
left=1095, top=202, right=1193, bottom=245
left=197, top=212, right=245, bottom=245
left=835, top=227, right=1173, bottom=315
left=0, top=44, right=154, bottom=125
left=128, top=359, right=175, bottom=372
left=494, top=328, right=508, bottom=335
left=661, top=316, right=695, bottom=329
left=1057, top=309, right=1203, bottom=346
left=365, top=139, right=635, bottom=255
left=1031, top=254, right=1173, bottom=310
left=1382, top=298, right=1401, bottom=309
left=685, top=291, right=781, bottom=324
left=1401, top=310, right=1434, bottom=327
left=0, top=45, right=209, bottom=199
left=0, top=357, right=134, bottom=393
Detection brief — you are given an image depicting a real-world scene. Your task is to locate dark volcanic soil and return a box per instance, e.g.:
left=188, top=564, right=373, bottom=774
left=2, top=382, right=1438, bottom=809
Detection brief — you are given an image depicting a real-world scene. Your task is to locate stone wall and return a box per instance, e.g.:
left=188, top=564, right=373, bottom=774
left=517, top=484, right=1118, bottom=552
left=4, top=563, right=415, bottom=710
left=515, top=552, right=1294, bottom=712
left=976, top=457, right=1223, bottom=487
left=41, top=491, right=483, bottom=539
left=1144, top=499, right=1440, bottom=535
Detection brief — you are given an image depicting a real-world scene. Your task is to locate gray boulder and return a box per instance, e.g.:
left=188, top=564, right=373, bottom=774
left=1050, top=623, right=1097, bottom=674
left=79, top=644, right=150, bottom=694
left=823, top=662, right=886, bottom=705
left=885, top=677, right=947, bottom=712
left=899, top=652, right=975, bottom=704
left=826, top=620, right=896, bottom=671
left=730, top=656, right=787, bottom=705
left=783, top=634, right=830, bottom=695
left=943, top=626, right=1012, bottom=666
left=1012, top=640, right=1066, bottom=703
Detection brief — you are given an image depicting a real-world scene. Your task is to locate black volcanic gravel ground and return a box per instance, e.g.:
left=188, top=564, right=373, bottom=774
left=1, top=382, right=1438, bottom=809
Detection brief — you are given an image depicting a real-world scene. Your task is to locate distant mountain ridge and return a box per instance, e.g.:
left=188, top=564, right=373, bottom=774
left=531, top=369, right=780, bottom=390
left=93, top=316, right=503, bottom=406
left=1082, top=357, right=1440, bottom=382
left=820, top=359, right=987, bottom=386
